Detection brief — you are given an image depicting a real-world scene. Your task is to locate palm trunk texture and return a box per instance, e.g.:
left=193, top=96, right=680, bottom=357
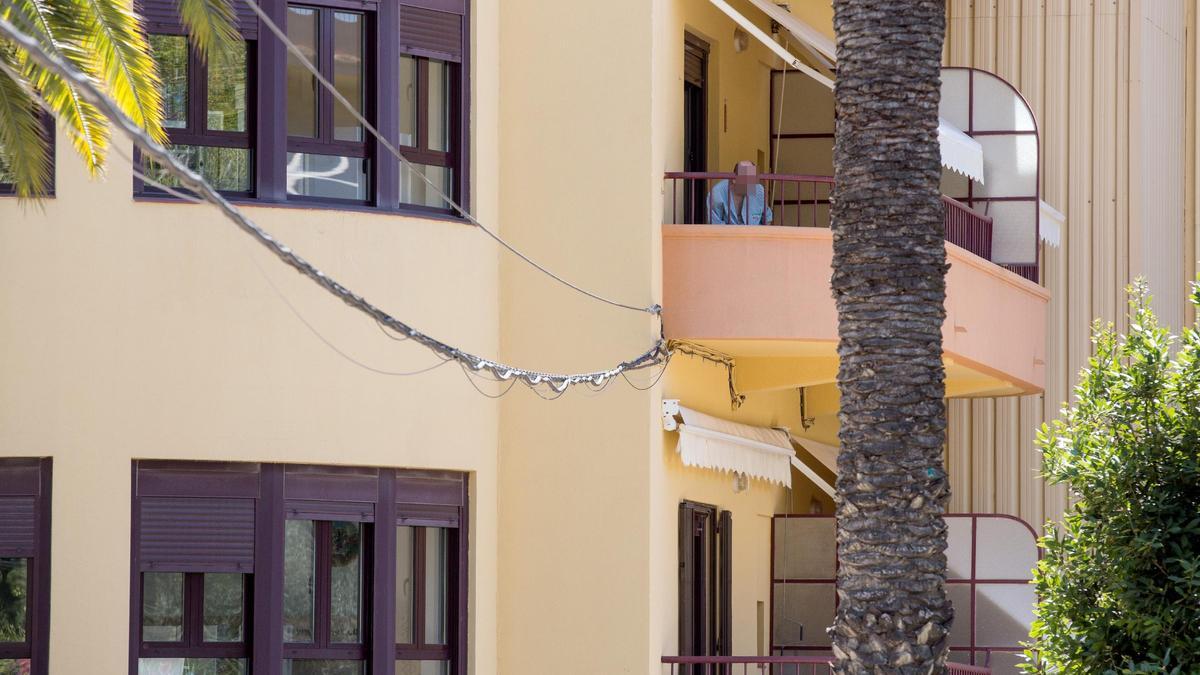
left=829, top=2, right=953, bottom=673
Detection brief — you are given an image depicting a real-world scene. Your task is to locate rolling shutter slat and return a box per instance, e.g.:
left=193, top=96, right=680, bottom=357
left=136, top=0, right=259, bottom=39
left=139, top=496, right=256, bottom=572
left=0, top=497, right=36, bottom=557
left=399, top=5, right=462, bottom=62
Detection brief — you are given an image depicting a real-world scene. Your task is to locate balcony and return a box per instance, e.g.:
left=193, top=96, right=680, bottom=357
left=661, top=172, right=1049, bottom=398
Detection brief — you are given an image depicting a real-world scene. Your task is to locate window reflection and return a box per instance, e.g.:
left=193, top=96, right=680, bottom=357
left=287, top=153, right=369, bottom=201
left=143, top=572, right=184, bottom=643
left=138, top=658, right=248, bottom=675
left=427, top=60, right=449, bottom=153
left=0, top=558, right=26, bottom=643
left=332, top=12, right=364, bottom=142
left=329, top=521, right=362, bottom=643
left=398, top=56, right=417, bottom=147
left=399, top=163, right=452, bottom=210
left=424, top=528, right=448, bottom=645
left=208, top=43, right=248, bottom=132
left=203, top=573, right=244, bottom=643
left=287, top=6, right=319, bottom=138
left=150, top=35, right=188, bottom=129
left=283, top=520, right=316, bottom=643
left=395, top=526, right=414, bottom=644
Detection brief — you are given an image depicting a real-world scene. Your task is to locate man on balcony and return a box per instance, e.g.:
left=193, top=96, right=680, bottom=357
left=707, top=160, right=774, bottom=225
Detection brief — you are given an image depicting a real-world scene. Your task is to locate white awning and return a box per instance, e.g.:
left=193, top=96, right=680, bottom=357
left=788, top=435, right=838, bottom=498
left=743, top=0, right=835, bottom=67
left=718, top=0, right=986, bottom=184
left=672, top=405, right=794, bottom=486
left=1039, top=200, right=1064, bottom=247
left=706, top=0, right=833, bottom=89
left=938, top=117, right=986, bottom=184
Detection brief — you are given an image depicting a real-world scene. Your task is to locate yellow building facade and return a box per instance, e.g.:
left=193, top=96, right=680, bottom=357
left=0, top=1, right=1194, bottom=674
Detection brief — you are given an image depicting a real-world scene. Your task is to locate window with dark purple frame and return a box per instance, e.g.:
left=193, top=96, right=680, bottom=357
left=133, top=0, right=469, bottom=216
left=130, top=461, right=468, bottom=675
left=0, top=458, right=52, bottom=675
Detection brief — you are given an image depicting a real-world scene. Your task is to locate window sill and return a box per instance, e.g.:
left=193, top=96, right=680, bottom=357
left=131, top=193, right=471, bottom=225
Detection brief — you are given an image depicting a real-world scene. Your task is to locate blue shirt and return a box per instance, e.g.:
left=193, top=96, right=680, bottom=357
left=707, top=180, right=773, bottom=225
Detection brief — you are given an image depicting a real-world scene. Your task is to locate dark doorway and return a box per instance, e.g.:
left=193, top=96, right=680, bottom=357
left=679, top=501, right=732, bottom=672
left=683, top=34, right=709, bottom=223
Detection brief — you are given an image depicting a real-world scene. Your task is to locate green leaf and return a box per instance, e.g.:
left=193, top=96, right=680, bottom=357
left=0, top=52, right=51, bottom=198
left=176, top=0, right=237, bottom=61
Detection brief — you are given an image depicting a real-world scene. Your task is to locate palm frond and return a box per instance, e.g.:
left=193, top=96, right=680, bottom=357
left=2, top=0, right=109, bottom=172
left=176, top=0, right=237, bottom=61
left=0, top=50, right=52, bottom=198
left=72, top=0, right=164, bottom=143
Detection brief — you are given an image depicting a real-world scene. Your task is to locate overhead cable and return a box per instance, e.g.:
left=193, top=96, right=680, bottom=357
left=0, top=16, right=668, bottom=395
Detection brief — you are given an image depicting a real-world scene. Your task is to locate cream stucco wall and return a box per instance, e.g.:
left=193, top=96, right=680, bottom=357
left=0, top=1, right=501, bottom=670
left=496, top=1, right=661, bottom=674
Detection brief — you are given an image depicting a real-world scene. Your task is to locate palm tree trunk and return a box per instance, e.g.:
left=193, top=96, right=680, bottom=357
left=829, top=2, right=953, bottom=673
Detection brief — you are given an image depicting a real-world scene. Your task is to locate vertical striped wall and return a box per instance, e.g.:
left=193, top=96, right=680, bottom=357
left=943, top=0, right=1194, bottom=533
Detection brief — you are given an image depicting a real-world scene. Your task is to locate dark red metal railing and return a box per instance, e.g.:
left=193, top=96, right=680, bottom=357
left=942, top=194, right=993, bottom=261
left=663, top=172, right=996, bottom=263
left=661, top=655, right=991, bottom=675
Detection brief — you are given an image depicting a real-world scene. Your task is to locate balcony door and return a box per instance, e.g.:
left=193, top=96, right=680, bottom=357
left=683, top=34, right=709, bottom=223
left=679, top=501, right=731, bottom=672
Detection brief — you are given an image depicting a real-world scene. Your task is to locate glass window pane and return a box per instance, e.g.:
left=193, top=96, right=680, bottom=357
left=975, top=517, right=1038, bottom=580
left=398, top=56, right=417, bottom=147
left=395, top=526, right=414, bottom=644
left=0, top=559, right=26, bottom=643
left=208, top=42, right=248, bottom=132
left=283, top=520, right=316, bottom=643
left=332, top=12, right=364, bottom=142
left=287, top=152, right=369, bottom=201
left=329, top=521, right=363, bottom=643
left=138, top=658, right=248, bottom=675
left=0, top=661, right=29, bottom=675
left=976, top=583, right=1036, bottom=647
left=203, top=573, right=244, bottom=642
left=287, top=6, right=319, bottom=138
left=283, top=660, right=365, bottom=675
left=427, top=60, right=450, bottom=152
left=150, top=34, right=188, bottom=130
left=142, top=572, right=183, bottom=642
left=144, top=145, right=253, bottom=193
left=396, top=661, right=449, bottom=675
left=399, top=163, right=452, bottom=210
left=424, top=528, right=448, bottom=645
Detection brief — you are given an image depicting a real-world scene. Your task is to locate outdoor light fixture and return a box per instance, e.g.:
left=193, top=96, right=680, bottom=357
left=733, top=26, right=749, bottom=52
left=733, top=472, right=749, bottom=493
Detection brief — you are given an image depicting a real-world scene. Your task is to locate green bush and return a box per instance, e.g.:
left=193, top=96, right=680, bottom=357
left=1023, top=282, right=1200, bottom=674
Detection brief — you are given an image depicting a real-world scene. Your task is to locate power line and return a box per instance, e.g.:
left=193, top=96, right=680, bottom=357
left=0, top=15, right=669, bottom=396
left=239, top=0, right=660, bottom=318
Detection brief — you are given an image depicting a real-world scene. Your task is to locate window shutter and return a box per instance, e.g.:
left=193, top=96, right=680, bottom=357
left=138, top=496, right=256, bottom=572
left=0, top=460, right=47, bottom=558
left=135, top=0, right=259, bottom=39
left=398, top=5, right=463, bottom=62
left=684, top=41, right=706, bottom=87
left=134, top=462, right=261, bottom=572
left=0, top=497, right=36, bottom=558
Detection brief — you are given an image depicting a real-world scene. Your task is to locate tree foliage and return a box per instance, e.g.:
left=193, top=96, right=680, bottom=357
left=0, top=0, right=236, bottom=198
left=1024, top=281, right=1200, bottom=674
